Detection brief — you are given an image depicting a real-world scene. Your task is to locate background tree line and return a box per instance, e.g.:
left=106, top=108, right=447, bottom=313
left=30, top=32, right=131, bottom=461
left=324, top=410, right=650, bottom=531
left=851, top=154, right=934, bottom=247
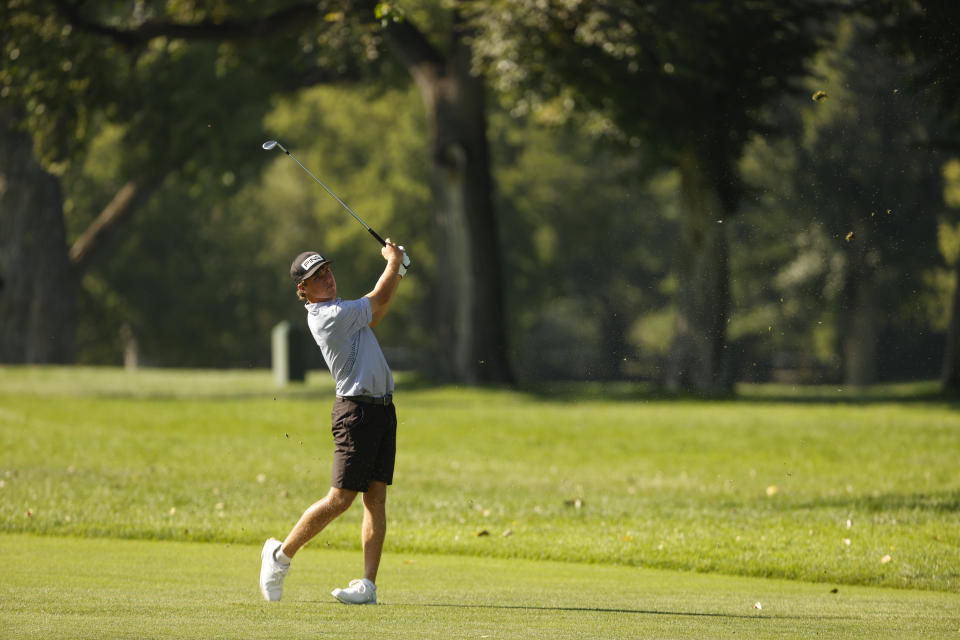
left=1, top=0, right=959, bottom=392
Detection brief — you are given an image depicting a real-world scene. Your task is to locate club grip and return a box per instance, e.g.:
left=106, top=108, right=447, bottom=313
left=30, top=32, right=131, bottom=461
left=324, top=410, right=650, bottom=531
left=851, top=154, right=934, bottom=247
left=368, top=228, right=386, bottom=246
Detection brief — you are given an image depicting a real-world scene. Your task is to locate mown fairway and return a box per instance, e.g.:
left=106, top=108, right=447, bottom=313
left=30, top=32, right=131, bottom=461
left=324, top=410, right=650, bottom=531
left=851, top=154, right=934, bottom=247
left=1, top=367, right=958, bottom=637
left=2, top=534, right=958, bottom=640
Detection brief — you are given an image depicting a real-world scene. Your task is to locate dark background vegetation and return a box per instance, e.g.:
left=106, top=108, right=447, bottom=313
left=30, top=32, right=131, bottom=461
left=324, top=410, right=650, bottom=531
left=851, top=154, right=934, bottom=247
left=2, top=0, right=960, bottom=392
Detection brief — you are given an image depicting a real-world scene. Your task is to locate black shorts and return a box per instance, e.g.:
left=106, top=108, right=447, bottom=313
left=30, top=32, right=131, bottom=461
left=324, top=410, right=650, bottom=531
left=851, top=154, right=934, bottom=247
left=330, top=397, right=397, bottom=492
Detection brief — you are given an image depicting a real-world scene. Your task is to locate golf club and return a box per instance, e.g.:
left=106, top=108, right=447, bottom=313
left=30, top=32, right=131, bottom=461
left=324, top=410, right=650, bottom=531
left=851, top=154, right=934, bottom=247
left=262, top=139, right=410, bottom=274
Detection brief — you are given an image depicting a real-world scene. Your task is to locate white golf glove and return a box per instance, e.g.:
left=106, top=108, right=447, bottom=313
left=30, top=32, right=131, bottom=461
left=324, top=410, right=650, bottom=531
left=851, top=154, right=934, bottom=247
left=398, top=246, right=411, bottom=277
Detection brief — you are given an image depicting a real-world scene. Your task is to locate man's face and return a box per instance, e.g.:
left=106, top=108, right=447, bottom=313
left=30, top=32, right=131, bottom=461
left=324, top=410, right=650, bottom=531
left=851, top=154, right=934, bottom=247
left=300, top=263, right=336, bottom=302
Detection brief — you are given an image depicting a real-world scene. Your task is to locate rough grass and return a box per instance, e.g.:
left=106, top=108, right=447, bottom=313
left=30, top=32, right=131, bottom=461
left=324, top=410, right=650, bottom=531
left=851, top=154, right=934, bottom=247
left=1, top=366, right=958, bottom=593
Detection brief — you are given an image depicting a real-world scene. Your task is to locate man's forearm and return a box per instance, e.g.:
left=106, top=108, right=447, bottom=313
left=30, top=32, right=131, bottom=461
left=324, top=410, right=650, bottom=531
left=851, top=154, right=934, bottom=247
left=366, top=260, right=402, bottom=327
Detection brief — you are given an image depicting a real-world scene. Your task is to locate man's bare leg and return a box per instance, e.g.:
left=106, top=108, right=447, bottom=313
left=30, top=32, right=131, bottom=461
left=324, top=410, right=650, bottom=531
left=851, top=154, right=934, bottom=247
left=281, top=487, right=357, bottom=558
left=361, top=481, right=387, bottom=583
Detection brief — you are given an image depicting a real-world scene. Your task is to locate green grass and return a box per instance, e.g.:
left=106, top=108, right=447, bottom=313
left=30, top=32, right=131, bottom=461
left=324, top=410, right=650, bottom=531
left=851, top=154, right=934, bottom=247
left=1, top=534, right=957, bottom=640
left=1, top=366, right=958, bottom=596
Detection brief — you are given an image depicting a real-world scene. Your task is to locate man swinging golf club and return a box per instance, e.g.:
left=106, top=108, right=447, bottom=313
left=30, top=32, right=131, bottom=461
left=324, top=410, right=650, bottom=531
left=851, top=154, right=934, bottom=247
left=259, top=239, right=406, bottom=605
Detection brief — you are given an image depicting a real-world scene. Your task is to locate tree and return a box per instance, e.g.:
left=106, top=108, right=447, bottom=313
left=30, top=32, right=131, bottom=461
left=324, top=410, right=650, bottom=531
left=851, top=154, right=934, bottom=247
left=801, top=21, right=944, bottom=385
left=378, top=5, right=513, bottom=382
left=489, top=113, right=681, bottom=381
left=734, top=18, right=948, bottom=386
left=0, top=105, right=76, bottom=362
left=472, top=0, right=835, bottom=392
left=0, top=0, right=135, bottom=363
left=867, top=0, right=960, bottom=392
left=2, top=0, right=514, bottom=382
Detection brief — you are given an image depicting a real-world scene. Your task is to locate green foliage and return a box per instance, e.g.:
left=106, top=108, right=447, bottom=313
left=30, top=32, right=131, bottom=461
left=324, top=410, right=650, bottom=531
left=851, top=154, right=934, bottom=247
left=257, top=84, right=432, bottom=359
left=491, top=114, right=681, bottom=379
left=868, top=0, right=960, bottom=137
left=67, top=83, right=430, bottom=367
left=3, top=0, right=394, bottom=189
left=472, top=0, right=833, bottom=168
left=471, top=0, right=846, bottom=392
left=1, top=1, right=131, bottom=169
left=2, top=367, right=958, bottom=592
left=733, top=17, right=949, bottom=382
left=4, top=0, right=958, bottom=386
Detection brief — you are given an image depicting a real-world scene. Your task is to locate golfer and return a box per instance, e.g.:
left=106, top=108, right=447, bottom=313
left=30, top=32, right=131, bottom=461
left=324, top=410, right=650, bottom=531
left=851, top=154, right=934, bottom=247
left=259, top=239, right=406, bottom=605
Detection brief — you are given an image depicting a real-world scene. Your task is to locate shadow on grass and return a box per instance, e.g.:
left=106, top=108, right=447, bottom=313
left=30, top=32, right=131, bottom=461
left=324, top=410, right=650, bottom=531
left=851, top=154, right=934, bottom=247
left=792, top=489, right=960, bottom=513
left=83, top=365, right=956, bottom=406
left=378, top=602, right=852, bottom=620
left=13, top=365, right=956, bottom=407
left=513, top=379, right=960, bottom=407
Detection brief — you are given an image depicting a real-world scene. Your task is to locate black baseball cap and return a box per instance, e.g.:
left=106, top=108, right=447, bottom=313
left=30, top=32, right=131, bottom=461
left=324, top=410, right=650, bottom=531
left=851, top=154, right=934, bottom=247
left=290, top=251, right=332, bottom=283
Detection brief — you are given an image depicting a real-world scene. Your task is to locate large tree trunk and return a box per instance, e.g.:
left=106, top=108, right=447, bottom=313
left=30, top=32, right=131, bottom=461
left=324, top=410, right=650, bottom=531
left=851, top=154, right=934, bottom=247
left=839, top=220, right=879, bottom=387
left=0, top=106, right=78, bottom=363
left=597, top=296, right=629, bottom=379
left=941, top=260, right=960, bottom=392
left=840, top=282, right=879, bottom=386
left=385, top=13, right=514, bottom=384
left=665, top=152, right=732, bottom=393
left=0, top=105, right=166, bottom=365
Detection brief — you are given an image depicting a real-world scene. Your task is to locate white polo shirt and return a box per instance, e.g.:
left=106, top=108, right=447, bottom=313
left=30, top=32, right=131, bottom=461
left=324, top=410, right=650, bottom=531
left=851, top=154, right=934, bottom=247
left=305, top=297, right=394, bottom=397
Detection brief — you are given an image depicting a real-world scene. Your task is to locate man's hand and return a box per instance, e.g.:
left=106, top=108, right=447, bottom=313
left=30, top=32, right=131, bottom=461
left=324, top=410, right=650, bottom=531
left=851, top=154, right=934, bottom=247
left=381, top=238, right=410, bottom=277
left=381, top=239, right=403, bottom=266
left=367, top=238, right=406, bottom=327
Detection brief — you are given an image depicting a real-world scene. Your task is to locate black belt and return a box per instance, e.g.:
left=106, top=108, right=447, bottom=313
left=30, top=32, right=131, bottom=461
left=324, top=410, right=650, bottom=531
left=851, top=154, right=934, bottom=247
left=338, top=394, right=393, bottom=406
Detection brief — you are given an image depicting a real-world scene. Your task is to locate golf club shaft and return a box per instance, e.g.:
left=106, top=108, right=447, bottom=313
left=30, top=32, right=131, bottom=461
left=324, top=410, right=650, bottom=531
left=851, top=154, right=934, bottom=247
left=272, top=142, right=386, bottom=246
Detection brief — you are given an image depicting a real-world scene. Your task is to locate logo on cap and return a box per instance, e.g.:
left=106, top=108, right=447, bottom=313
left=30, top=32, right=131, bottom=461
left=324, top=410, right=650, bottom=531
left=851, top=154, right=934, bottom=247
left=301, top=254, right=324, bottom=271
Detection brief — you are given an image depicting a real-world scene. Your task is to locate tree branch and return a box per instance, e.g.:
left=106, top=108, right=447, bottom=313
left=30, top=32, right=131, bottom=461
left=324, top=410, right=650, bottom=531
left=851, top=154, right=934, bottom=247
left=382, top=18, right=446, bottom=70
left=69, top=172, right=169, bottom=270
left=51, top=0, right=326, bottom=45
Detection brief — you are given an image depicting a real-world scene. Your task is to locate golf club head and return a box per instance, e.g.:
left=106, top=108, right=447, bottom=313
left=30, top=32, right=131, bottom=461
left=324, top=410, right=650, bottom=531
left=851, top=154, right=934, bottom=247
left=261, top=138, right=382, bottom=244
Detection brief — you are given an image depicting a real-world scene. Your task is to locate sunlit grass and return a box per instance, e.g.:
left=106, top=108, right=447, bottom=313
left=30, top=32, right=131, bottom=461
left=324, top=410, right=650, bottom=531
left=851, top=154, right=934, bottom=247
left=3, top=535, right=959, bottom=640
left=1, top=367, right=957, bottom=591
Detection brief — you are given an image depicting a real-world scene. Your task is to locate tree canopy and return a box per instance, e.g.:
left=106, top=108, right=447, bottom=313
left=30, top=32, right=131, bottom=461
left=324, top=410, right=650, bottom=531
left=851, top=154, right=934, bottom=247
left=1, top=0, right=958, bottom=392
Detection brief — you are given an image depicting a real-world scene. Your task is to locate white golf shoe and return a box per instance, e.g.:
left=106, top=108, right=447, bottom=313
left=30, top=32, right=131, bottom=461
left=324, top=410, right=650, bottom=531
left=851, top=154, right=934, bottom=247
left=259, top=538, right=290, bottom=601
left=331, top=578, right=377, bottom=605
